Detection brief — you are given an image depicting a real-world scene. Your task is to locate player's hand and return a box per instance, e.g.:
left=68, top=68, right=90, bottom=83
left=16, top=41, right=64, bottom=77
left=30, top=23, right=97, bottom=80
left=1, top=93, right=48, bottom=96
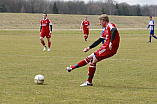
left=49, top=31, right=52, bottom=36
left=80, top=29, right=82, bottom=32
left=146, top=28, right=148, bottom=31
left=109, top=42, right=112, bottom=50
left=83, top=47, right=90, bottom=52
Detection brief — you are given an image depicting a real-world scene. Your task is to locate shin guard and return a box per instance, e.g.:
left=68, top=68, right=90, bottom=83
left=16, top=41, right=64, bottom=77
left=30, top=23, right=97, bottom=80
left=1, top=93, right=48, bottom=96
left=87, top=63, right=96, bottom=83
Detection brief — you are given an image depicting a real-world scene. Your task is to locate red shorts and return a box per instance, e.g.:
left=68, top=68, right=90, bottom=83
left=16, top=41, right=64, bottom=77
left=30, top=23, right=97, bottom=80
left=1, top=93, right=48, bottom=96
left=83, top=28, right=89, bottom=35
left=94, top=47, right=118, bottom=62
left=40, top=31, right=51, bottom=38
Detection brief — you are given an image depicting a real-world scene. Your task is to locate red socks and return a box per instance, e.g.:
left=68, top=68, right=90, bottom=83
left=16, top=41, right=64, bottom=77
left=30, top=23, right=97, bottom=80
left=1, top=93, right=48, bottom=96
left=41, top=40, right=45, bottom=46
left=41, top=40, right=51, bottom=48
left=70, top=57, right=96, bottom=83
left=71, top=57, right=90, bottom=69
left=48, top=41, right=51, bottom=48
left=78, top=57, right=90, bottom=67
left=84, top=35, right=88, bottom=41
left=87, top=63, right=96, bottom=83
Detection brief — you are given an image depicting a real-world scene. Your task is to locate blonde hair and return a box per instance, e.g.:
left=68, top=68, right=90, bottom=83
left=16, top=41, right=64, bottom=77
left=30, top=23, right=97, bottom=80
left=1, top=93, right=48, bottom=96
left=98, top=14, right=109, bottom=22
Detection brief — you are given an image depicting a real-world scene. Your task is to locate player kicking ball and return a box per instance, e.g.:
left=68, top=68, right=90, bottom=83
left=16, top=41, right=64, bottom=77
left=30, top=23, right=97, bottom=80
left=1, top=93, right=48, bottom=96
left=66, top=14, right=120, bottom=86
left=40, top=13, right=52, bottom=51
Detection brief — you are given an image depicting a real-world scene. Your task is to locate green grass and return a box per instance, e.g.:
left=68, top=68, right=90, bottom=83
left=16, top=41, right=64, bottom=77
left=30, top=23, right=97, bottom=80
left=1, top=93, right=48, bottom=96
left=0, top=29, right=157, bottom=104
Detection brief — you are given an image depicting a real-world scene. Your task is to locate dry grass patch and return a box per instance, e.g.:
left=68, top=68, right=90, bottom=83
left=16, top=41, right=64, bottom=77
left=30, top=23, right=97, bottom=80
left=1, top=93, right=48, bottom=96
left=1, top=13, right=156, bottom=29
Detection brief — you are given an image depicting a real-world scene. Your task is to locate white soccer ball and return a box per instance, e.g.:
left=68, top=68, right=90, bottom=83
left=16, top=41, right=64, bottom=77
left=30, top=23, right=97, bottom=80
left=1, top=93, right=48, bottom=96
left=34, top=74, right=45, bottom=84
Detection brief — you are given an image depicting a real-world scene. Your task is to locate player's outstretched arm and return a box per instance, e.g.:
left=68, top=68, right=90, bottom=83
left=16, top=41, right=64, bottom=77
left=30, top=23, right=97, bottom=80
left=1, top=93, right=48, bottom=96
left=89, top=38, right=104, bottom=49
left=83, top=38, right=105, bottom=52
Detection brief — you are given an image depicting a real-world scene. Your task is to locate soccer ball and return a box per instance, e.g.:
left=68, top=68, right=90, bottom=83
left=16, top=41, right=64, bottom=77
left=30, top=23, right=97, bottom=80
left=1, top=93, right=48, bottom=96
left=34, top=74, right=45, bottom=84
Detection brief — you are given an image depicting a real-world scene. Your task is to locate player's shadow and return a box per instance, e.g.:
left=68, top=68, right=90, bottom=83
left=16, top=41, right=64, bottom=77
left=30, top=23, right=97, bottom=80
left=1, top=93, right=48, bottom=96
left=34, top=84, right=49, bottom=86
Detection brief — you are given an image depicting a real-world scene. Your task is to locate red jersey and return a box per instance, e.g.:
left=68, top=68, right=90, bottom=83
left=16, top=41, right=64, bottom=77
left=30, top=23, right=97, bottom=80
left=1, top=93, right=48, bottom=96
left=101, top=23, right=120, bottom=52
left=81, top=20, right=90, bottom=30
left=40, top=18, right=52, bottom=33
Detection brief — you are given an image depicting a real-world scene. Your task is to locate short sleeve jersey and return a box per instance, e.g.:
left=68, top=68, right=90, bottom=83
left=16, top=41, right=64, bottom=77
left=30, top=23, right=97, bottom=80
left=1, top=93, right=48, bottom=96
left=40, top=18, right=52, bottom=32
left=81, top=21, right=90, bottom=30
left=101, top=23, right=120, bottom=49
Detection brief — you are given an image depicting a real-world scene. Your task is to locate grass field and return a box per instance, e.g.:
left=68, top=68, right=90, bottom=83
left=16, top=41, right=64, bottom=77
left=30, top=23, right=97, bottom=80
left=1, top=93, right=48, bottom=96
left=0, top=13, right=157, bottom=103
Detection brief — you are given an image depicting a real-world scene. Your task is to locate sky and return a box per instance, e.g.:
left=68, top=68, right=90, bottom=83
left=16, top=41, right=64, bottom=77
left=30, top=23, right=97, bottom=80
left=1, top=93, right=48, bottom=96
left=62, top=0, right=157, bottom=5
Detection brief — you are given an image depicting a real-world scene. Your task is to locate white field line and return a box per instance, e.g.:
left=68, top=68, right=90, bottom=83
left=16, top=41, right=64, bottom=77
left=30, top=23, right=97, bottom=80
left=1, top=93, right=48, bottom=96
left=0, top=28, right=145, bottom=31
left=0, top=54, right=156, bottom=62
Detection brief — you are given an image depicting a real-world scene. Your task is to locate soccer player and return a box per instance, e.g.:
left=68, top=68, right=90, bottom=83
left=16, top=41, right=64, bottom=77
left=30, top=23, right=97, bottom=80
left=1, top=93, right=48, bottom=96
left=146, top=16, right=157, bottom=43
left=40, top=13, right=52, bottom=51
left=66, top=14, right=120, bottom=86
left=80, top=16, right=90, bottom=42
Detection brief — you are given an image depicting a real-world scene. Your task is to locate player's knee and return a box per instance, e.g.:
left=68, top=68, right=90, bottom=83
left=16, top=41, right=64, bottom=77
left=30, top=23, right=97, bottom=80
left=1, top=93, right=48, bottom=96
left=40, top=37, right=43, bottom=40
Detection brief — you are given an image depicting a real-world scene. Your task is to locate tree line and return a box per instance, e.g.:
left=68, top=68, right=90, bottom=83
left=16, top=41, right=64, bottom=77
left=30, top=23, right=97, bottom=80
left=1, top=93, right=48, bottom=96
left=0, top=0, right=157, bottom=16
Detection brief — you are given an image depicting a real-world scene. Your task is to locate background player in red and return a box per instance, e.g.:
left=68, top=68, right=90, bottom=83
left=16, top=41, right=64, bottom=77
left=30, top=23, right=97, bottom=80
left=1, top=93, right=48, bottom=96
left=66, top=14, right=120, bottom=86
left=40, top=13, right=52, bottom=51
left=80, top=16, right=90, bottom=42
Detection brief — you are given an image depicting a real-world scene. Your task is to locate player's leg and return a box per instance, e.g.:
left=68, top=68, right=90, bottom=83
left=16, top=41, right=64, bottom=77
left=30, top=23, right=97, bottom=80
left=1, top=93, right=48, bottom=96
left=47, top=38, right=51, bottom=51
left=151, top=30, right=157, bottom=39
left=152, top=35, right=157, bottom=39
left=86, top=29, right=89, bottom=41
left=80, top=55, right=98, bottom=86
left=87, top=55, right=98, bottom=83
left=40, top=36, right=47, bottom=51
left=84, top=34, right=88, bottom=42
left=148, top=30, right=154, bottom=43
left=40, top=32, right=46, bottom=46
left=66, top=53, right=94, bottom=72
left=80, top=48, right=117, bottom=86
left=83, top=29, right=88, bottom=42
left=45, top=32, right=51, bottom=51
left=147, top=34, right=152, bottom=43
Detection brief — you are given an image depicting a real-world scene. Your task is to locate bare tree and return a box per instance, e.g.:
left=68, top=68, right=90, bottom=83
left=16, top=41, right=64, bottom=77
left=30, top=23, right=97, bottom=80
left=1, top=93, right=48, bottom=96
left=0, top=0, right=156, bottom=16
